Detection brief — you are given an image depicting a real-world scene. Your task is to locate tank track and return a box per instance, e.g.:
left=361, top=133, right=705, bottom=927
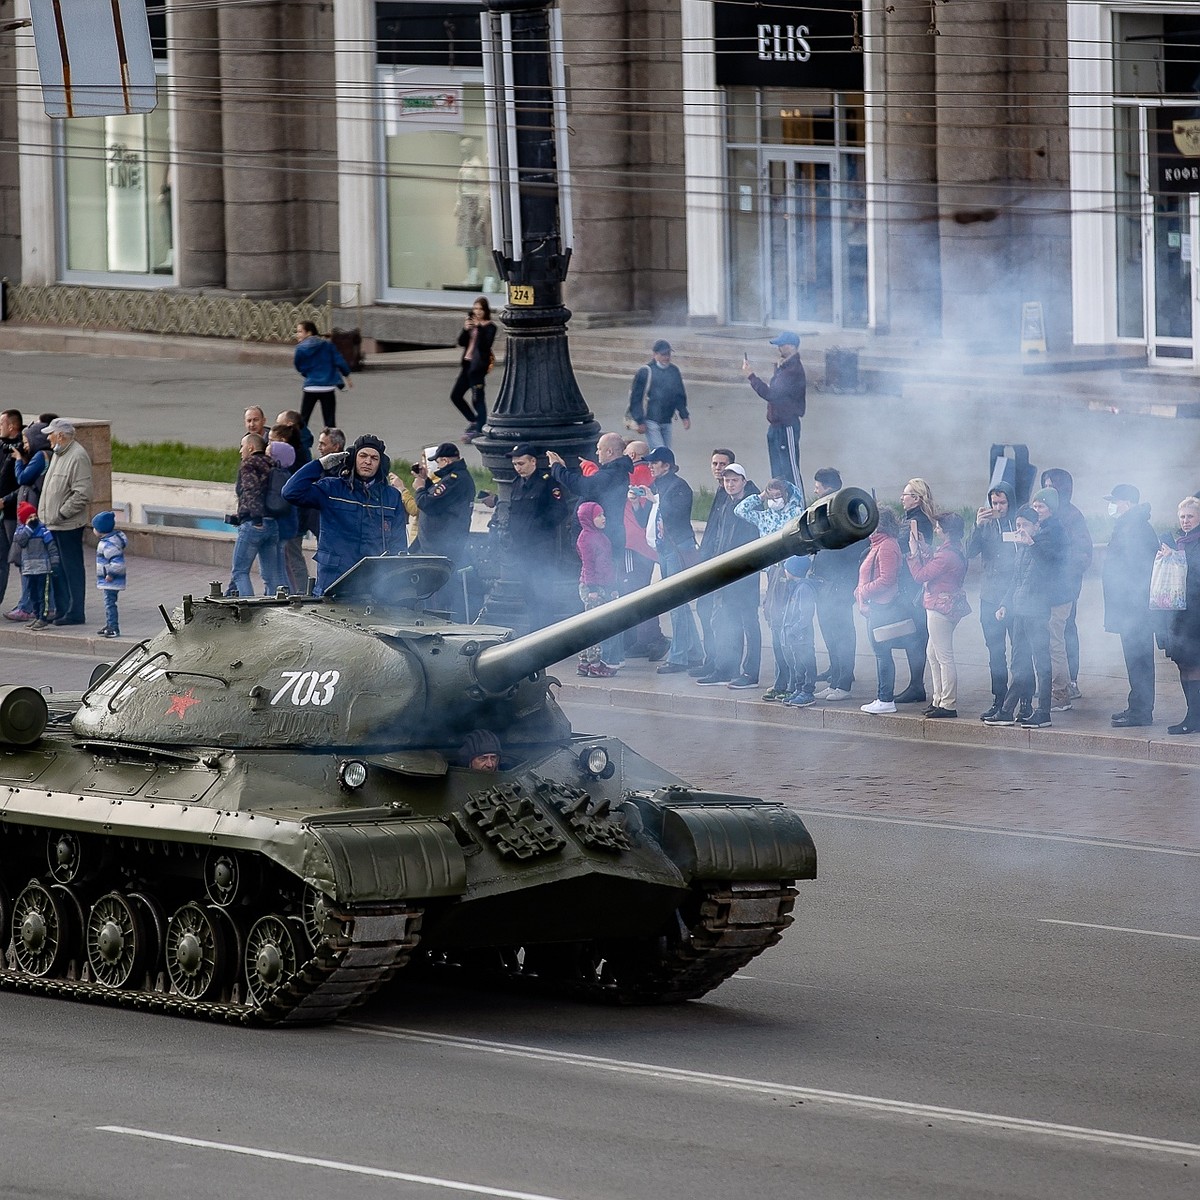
left=0, top=903, right=422, bottom=1026
left=443, top=880, right=797, bottom=1005
left=591, top=880, right=797, bottom=1005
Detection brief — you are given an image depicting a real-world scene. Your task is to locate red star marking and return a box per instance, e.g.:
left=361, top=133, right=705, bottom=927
left=166, top=689, right=200, bottom=718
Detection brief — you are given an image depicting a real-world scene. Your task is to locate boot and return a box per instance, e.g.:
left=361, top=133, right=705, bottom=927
left=1167, top=680, right=1200, bottom=735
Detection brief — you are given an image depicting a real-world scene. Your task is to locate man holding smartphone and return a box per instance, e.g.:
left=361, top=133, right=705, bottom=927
left=741, top=331, right=805, bottom=494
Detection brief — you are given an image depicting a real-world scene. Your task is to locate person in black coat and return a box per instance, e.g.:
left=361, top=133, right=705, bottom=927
left=1163, top=496, right=1200, bottom=734
left=451, top=297, right=498, bottom=440
left=414, top=441, right=476, bottom=620
left=1101, top=484, right=1161, bottom=727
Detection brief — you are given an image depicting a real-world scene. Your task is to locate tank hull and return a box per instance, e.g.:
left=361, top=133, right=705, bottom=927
left=1, top=729, right=814, bottom=1023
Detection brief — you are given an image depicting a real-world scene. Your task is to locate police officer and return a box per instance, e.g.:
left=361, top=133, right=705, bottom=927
left=414, top=441, right=475, bottom=619
left=507, top=443, right=569, bottom=630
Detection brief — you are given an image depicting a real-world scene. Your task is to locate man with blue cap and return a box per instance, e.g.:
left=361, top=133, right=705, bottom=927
left=741, top=331, right=806, bottom=495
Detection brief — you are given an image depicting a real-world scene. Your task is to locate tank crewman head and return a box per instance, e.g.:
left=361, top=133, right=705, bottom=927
left=350, top=434, right=388, bottom=482
left=457, top=729, right=501, bottom=771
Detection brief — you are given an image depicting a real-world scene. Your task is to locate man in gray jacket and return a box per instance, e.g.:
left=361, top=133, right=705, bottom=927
left=38, top=418, right=93, bottom=626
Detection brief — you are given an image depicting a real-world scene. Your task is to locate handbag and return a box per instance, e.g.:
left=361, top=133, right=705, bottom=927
left=1150, top=548, right=1187, bottom=611
left=868, top=598, right=917, bottom=643
left=928, top=588, right=971, bottom=623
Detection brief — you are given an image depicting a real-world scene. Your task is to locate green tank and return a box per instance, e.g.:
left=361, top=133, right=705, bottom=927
left=0, top=487, right=876, bottom=1024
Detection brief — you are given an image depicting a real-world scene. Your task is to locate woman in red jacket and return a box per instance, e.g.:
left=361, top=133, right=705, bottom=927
left=907, top=511, right=969, bottom=718
left=855, top=507, right=905, bottom=714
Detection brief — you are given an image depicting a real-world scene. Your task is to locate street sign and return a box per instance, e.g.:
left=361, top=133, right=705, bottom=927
left=29, top=0, right=156, bottom=118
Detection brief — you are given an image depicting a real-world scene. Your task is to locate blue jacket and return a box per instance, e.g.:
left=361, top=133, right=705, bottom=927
left=294, top=336, right=351, bottom=390
left=95, top=530, right=128, bottom=592
left=282, top=457, right=407, bottom=577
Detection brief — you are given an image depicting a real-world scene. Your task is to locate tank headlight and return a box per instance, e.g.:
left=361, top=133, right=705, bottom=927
left=338, top=759, right=369, bottom=790
left=579, top=746, right=609, bottom=777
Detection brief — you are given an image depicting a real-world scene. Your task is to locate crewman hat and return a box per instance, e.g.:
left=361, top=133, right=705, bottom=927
left=509, top=443, right=539, bottom=459
left=44, top=418, right=75, bottom=436
left=645, top=447, right=676, bottom=465
left=1104, top=483, right=1139, bottom=504
left=433, top=442, right=461, bottom=460
left=769, top=331, right=800, bottom=347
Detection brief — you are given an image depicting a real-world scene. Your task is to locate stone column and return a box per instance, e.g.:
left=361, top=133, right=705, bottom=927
left=169, top=0, right=226, bottom=288
left=879, top=2, right=941, bottom=338
left=217, top=1, right=290, bottom=293
left=934, top=2, right=1014, bottom=345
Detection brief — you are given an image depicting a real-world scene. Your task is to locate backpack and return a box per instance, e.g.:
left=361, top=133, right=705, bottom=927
left=265, top=465, right=292, bottom=518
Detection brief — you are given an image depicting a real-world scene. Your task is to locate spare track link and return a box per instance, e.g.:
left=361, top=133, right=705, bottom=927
left=0, top=903, right=422, bottom=1026
left=603, top=880, right=797, bottom=1004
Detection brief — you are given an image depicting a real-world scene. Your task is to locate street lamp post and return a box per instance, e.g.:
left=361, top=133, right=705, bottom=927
left=475, top=0, right=599, bottom=625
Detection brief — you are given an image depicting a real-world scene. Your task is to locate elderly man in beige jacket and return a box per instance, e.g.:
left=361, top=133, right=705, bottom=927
left=36, top=418, right=93, bottom=628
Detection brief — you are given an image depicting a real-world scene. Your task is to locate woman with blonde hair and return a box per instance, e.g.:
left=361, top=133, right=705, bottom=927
left=895, top=477, right=937, bottom=703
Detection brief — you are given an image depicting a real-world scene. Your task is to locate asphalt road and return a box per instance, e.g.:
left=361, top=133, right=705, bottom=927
left=7, top=348, right=1200, bottom=519
left=1, top=666, right=1196, bottom=1200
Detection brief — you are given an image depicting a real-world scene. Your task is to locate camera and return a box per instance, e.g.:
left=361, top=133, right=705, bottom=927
left=224, top=513, right=241, bottom=527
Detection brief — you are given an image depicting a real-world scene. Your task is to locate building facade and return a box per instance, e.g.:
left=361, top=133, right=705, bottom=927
left=0, top=2, right=1197, bottom=365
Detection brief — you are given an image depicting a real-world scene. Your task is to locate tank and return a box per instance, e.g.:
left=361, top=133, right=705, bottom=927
left=0, top=487, right=876, bottom=1024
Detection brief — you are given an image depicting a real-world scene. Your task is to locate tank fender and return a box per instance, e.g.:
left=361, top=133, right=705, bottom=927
left=306, top=819, right=468, bottom=903
left=637, top=790, right=817, bottom=883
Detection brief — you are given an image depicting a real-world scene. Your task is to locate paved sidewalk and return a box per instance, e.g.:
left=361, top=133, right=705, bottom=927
left=5, top=548, right=1200, bottom=769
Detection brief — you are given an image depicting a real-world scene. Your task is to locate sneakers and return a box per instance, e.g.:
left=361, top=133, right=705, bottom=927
left=1050, top=702, right=1073, bottom=713
left=4, top=608, right=33, bottom=622
left=727, top=675, right=759, bottom=690
left=980, top=703, right=1003, bottom=722
left=822, top=688, right=852, bottom=702
left=1068, top=680, right=1083, bottom=700
left=1020, top=711, right=1052, bottom=728
left=861, top=699, right=897, bottom=715
left=96, top=627, right=120, bottom=639
left=577, top=662, right=592, bottom=676
left=785, top=690, right=816, bottom=707
left=983, top=710, right=1017, bottom=726
left=761, top=688, right=789, bottom=702
left=29, top=618, right=50, bottom=631
left=695, top=674, right=731, bottom=686
left=1016, top=702, right=1033, bottom=722
left=588, top=662, right=618, bottom=678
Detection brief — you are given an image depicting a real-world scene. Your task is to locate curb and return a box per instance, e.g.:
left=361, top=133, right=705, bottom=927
left=556, top=680, right=1200, bottom=768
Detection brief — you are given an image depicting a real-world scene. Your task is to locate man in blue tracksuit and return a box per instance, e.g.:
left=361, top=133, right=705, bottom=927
left=282, top=433, right=406, bottom=595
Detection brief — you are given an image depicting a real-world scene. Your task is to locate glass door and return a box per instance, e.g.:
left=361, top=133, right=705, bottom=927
left=1148, top=190, right=1198, bottom=361
left=764, top=152, right=835, bottom=325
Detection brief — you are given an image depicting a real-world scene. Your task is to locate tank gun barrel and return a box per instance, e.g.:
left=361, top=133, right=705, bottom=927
left=473, top=486, right=877, bottom=695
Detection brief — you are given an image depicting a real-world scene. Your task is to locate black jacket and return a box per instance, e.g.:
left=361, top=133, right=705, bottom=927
left=509, top=471, right=569, bottom=563
left=629, top=361, right=689, bottom=426
left=652, top=470, right=696, bottom=554
left=552, top=456, right=632, bottom=555
left=1102, top=504, right=1160, bottom=635
left=964, top=482, right=1017, bottom=604
left=415, top=459, right=474, bottom=562
left=702, top=486, right=761, bottom=605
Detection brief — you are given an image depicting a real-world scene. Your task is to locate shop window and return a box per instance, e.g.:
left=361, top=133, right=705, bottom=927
left=60, top=79, right=173, bottom=279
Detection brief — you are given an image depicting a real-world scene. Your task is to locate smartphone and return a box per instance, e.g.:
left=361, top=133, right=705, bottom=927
left=742, top=350, right=749, bottom=365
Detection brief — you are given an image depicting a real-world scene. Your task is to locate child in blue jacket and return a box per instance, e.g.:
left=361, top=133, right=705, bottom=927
left=92, top=511, right=127, bottom=638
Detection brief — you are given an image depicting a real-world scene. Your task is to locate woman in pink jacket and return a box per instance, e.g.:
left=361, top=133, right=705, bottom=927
left=855, top=507, right=905, bottom=714
left=906, top=511, right=969, bottom=718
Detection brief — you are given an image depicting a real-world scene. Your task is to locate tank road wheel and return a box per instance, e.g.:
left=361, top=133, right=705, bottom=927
left=243, top=915, right=305, bottom=1006
left=11, top=881, right=77, bottom=977
left=86, top=892, right=149, bottom=989
left=47, top=831, right=85, bottom=885
left=165, top=902, right=231, bottom=1001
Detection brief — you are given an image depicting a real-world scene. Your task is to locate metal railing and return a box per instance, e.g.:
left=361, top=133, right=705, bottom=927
left=1, top=279, right=364, bottom=342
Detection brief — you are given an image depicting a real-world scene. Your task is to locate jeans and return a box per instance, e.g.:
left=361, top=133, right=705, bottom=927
left=450, top=366, right=487, bottom=429
left=102, top=589, right=120, bottom=633
left=644, top=420, right=671, bottom=451
left=979, top=602, right=1014, bottom=701
left=231, top=519, right=282, bottom=597
left=49, top=526, right=86, bottom=623
left=815, top=586, right=857, bottom=690
left=712, top=594, right=761, bottom=680
left=1004, top=612, right=1052, bottom=715
left=659, top=544, right=701, bottom=666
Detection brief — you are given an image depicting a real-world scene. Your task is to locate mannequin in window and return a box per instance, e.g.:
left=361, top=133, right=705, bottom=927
left=455, top=137, right=488, bottom=288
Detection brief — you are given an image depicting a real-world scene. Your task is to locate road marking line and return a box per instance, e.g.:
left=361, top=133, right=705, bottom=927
left=97, top=1127, right=566, bottom=1200
left=348, top=1026, right=1200, bottom=1160
left=794, top=810, right=1200, bottom=857
left=1038, top=919, right=1200, bottom=942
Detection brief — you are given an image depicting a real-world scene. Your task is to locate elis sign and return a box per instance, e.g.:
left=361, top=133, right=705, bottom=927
left=714, top=2, right=862, bottom=91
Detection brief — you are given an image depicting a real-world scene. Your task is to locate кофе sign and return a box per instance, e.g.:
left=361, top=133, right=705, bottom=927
left=713, top=1, right=863, bottom=91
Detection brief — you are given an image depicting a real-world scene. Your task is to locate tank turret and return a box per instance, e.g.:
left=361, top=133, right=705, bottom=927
left=70, top=486, right=876, bottom=750
left=1, top=488, right=875, bottom=1025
